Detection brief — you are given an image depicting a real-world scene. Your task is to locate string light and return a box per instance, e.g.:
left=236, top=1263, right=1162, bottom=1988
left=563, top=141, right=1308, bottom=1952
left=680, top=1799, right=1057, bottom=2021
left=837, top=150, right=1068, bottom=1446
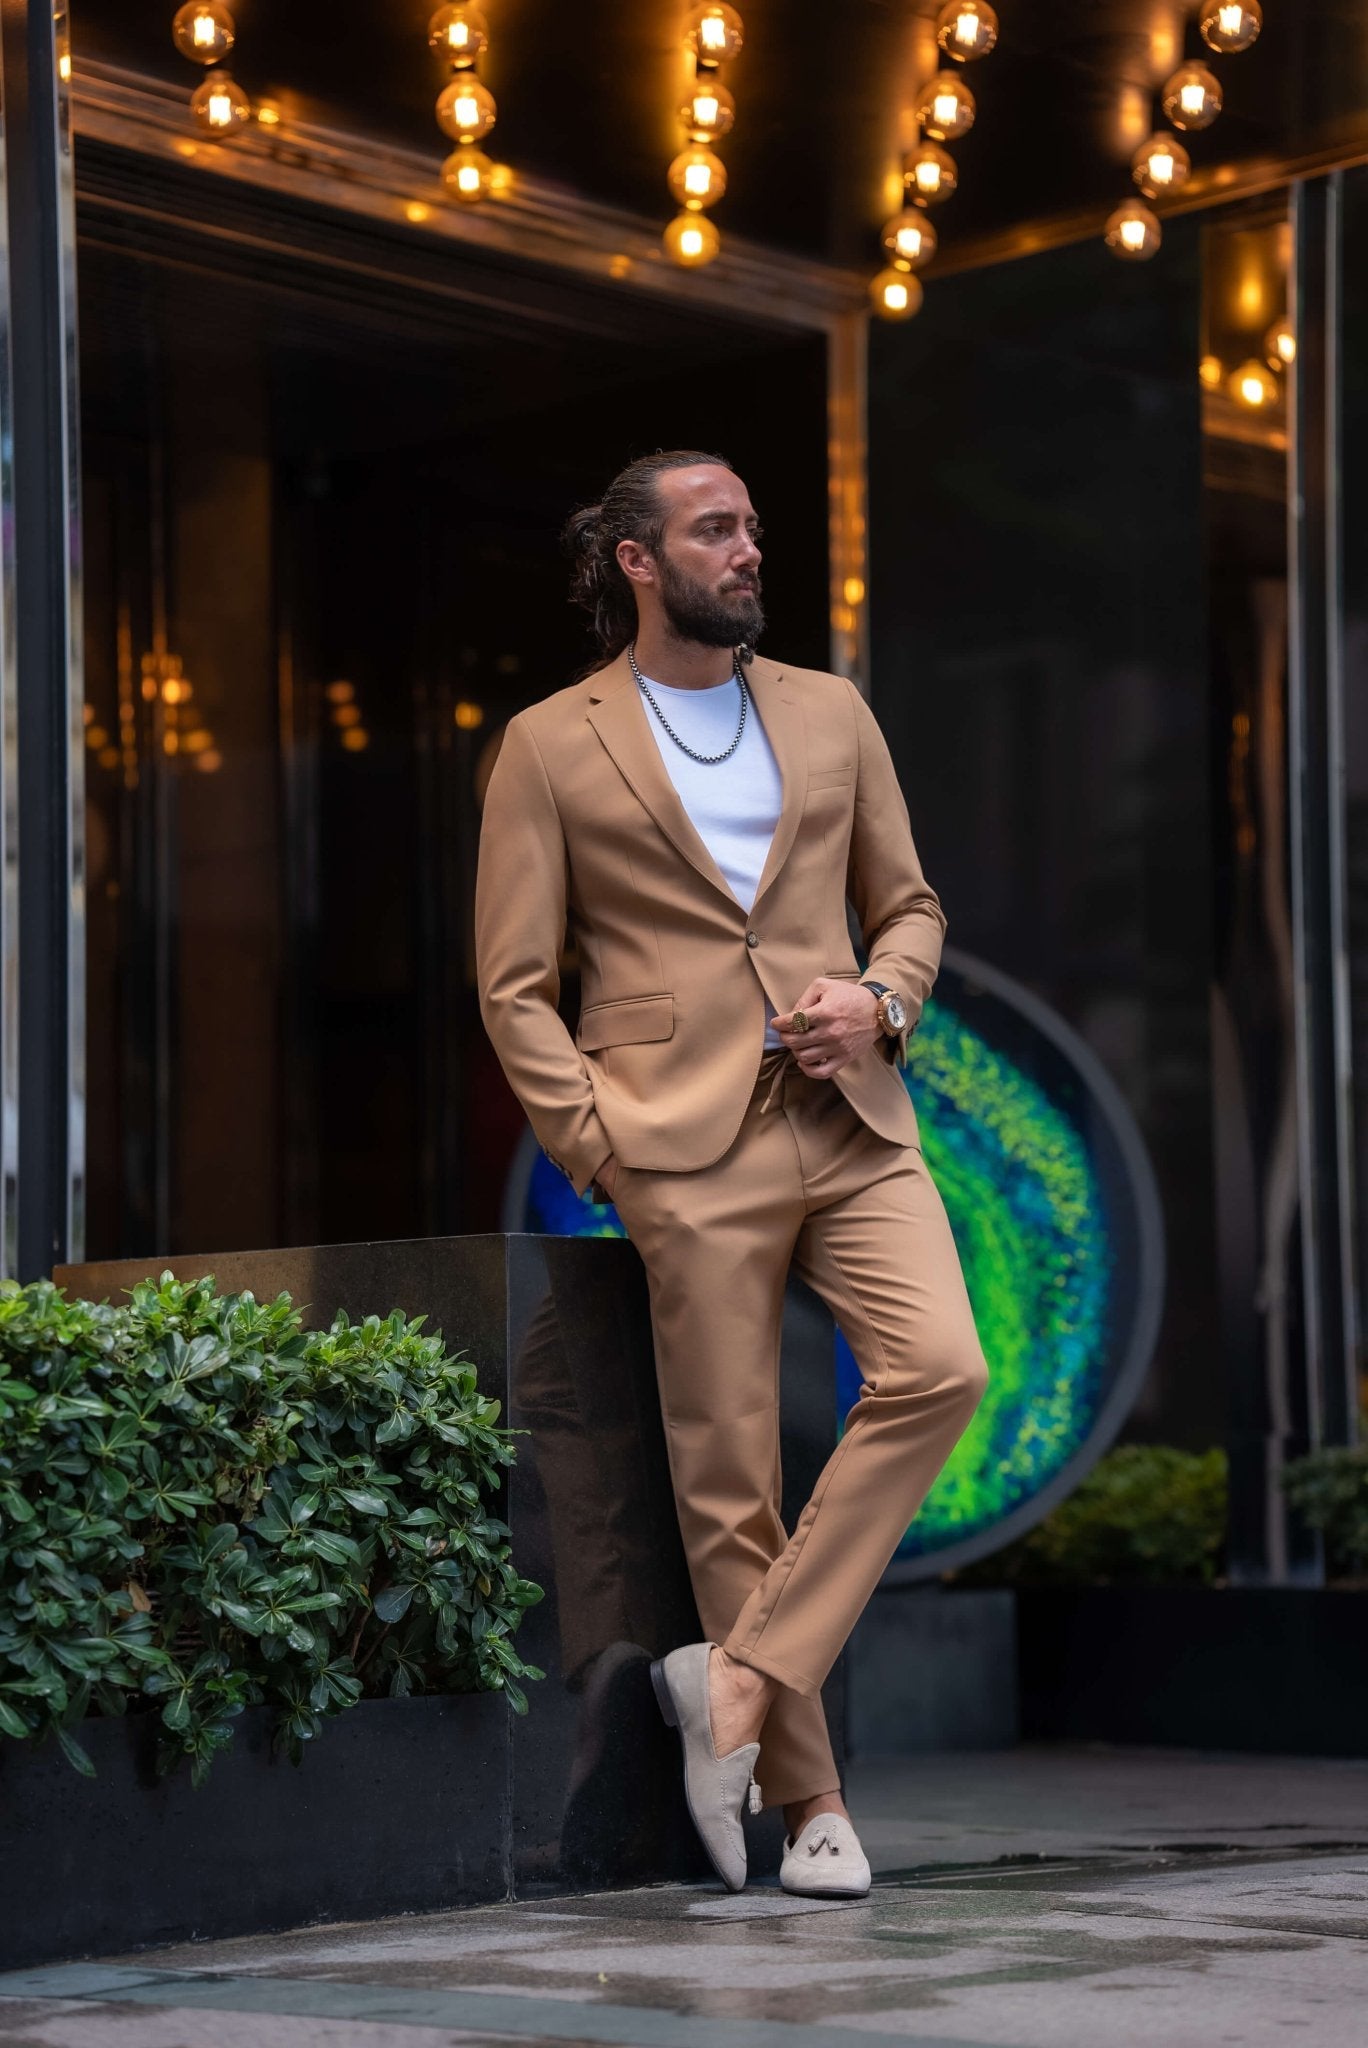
left=1199, top=1, right=1262, bottom=54
left=935, top=2, right=998, bottom=63
left=1119, top=5, right=1264, bottom=264
left=437, top=74, right=496, bottom=143
left=878, top=19, right=1000, bottom=321
left=914, top=71, right=975, bottom=141
left=428, top=5, right=488, bottom=66
left=667, top=146, right=727, bottom=210
left=903, top=141, right=958, bottom=205
left=1161, top=60, right=1223, bottom=129
left=1230, top=357, right=1276, bottom=408
left=663, top=213, right=721, bottom=266
left=173, top=2, right=250, bottom=135
left=1265, top=318, right=1296, bottom=369
left=870, top=269, right=923, bottom=321
left=686, top=5, right=744, bottom=64
left=1132, top=132, right=1191, bottom=198
left=190, top=69, right=250, bottom=133
left=443, top=146, right=494, bottom=202
left=880, top=209, right=938, bottom=270
left=431, top=4, right=500, bottom=203
left=665, top=8, right=743, bottom=266
left=680, top=74, right=736, bottom=141
left=1105, top=199, right=1161, bottom=260
left=171, top=3, right=235, bottom=64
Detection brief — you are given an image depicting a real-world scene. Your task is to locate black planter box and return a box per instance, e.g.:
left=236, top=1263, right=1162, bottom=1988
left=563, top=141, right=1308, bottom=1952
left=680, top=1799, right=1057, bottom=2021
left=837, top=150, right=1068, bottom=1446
left=1017, top=1586, right=1368, bottom=1755
left=11, top=1232, right=840, bottom=1966
left=0, top=1693, right=510, bottom=1970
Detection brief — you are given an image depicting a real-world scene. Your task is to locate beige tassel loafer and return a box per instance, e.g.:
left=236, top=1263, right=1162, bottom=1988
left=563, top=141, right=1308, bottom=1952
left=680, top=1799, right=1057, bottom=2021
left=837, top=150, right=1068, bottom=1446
left=650, top=1642, right=762, bottom=1893
left=779, top=1813, right=872, bottom=1898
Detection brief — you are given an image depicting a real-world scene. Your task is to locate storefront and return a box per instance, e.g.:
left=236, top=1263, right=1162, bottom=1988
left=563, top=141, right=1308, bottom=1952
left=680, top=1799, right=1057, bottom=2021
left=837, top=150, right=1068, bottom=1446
left=1, top=3, right=1363, bottom=1579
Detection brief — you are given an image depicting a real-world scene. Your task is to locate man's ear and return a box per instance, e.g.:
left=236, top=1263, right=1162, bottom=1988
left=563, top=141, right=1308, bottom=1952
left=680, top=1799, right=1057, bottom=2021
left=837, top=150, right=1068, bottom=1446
left=616, top=538, right=656, bottom=588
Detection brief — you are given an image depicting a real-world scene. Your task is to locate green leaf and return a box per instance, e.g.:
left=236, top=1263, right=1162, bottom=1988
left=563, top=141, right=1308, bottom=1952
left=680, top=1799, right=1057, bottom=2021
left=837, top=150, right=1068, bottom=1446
left=55, top=1726, right=96, bottom=1776
left=372, top=1583, right=414, bottom=1623
left=0, top=1698, right=32, bottom=1739
left=337, top=1488, right=389, bottom=1517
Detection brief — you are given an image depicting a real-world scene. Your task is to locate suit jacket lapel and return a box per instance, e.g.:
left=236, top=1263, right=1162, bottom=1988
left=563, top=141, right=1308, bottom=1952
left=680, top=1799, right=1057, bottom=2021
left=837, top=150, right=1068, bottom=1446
left=745, top=656, right=807, bottom=910
left=586, top=651, right=737, bottom=905
left=585, top=648, right=807, bottom=912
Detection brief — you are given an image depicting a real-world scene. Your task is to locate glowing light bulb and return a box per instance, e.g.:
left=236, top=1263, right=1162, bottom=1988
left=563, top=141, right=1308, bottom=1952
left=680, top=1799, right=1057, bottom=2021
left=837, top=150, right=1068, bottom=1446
left=935, top=1, right=998, bottom=63
left=1231, top=358, right=1276, bottom=407
left=1105, top=199, right=1161, bottom=261
left=1199, top=354, right=1224, bottom=390
left=680, top=75, right=736, bottom=141
left=667, top=146, right=727, bottom=210
left=915, top=72, right=975, bottom=141
left=437, top=74, right=497, bottom=142
left=1162, top=61, right=1222, bottom=130
left=903, top=141, right=958, bottom=206
left=1265, top=318, right=1296, bottom=369
left=427, top=5, right=489, bottom=66
left=190, top=68, right=251, bottom=134
left=1200, top=1, right=1262, bottom=53
left=442, top=145, right=494, bottom=201
left=663, top=211, right=721, bottom=267
left=881, top=208, right=938, bottom=271
left=172, top=3, right=235, bottom=65
left=1132, top=133, right=1191, bottom=199
left=870, top=267, right=924, bottom=321
left=686, top=4, right=744, bottom=64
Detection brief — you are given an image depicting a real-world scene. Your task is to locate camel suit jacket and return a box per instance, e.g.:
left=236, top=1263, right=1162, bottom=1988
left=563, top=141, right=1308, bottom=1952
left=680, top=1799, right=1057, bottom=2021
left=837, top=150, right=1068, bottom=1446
left=474, top=648, right=946, bottom=1199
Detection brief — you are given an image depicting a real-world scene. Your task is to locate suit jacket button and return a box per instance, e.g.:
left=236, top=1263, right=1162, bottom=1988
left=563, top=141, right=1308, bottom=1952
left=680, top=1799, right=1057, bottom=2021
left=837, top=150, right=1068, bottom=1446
left=746, top=930, right=760, bottom=948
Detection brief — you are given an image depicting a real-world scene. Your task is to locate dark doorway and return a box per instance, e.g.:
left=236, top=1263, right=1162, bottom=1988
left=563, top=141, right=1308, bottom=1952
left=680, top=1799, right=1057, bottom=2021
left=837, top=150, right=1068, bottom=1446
left=79, top=162, right=830, bottom=1261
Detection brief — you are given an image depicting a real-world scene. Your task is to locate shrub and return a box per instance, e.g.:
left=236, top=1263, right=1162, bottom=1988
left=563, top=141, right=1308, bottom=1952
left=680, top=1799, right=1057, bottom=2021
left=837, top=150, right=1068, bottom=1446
left=1282, top=1444, right=1368, bottom=1580
left=952, top=1444, right=1228, bottom=1587
left=0, top=1271, right=542, bottom=1783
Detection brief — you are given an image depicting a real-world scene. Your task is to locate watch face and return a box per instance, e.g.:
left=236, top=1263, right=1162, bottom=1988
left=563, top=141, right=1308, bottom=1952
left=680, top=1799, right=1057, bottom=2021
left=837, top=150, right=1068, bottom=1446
left=886, top=993, right=908, bottom=1031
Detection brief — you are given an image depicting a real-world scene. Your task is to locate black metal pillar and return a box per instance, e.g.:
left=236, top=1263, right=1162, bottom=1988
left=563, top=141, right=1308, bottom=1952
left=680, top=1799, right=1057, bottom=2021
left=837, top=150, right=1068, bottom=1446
left=1, top=1, right=84, bottom=1280
left=1288, top=173, right=1360, bottom=1452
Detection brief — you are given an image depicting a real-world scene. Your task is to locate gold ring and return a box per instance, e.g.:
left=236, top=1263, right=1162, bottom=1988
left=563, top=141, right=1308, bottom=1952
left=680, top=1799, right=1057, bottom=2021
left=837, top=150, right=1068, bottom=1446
left=792, top=1009, right=811, bottom=1033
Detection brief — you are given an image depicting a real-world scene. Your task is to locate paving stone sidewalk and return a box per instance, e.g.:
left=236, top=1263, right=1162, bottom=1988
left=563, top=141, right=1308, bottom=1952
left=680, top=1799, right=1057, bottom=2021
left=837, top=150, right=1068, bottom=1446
left=3, top=1746, right=1366, bottom=2048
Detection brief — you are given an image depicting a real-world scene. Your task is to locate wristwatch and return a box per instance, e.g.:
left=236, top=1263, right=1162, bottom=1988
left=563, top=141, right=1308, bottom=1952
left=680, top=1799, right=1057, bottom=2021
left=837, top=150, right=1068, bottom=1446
left=860, top=980, right=909, bottom=1037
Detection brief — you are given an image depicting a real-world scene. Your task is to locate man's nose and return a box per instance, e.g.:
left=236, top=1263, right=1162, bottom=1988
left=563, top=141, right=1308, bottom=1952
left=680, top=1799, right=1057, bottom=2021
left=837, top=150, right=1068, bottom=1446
left=734, top=533, right=762, bottom=569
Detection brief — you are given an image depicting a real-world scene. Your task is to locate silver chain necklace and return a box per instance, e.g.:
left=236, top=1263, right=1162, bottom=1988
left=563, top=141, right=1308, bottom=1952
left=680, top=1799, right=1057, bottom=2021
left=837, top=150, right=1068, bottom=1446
left=628, top=641, right=749, bottom=765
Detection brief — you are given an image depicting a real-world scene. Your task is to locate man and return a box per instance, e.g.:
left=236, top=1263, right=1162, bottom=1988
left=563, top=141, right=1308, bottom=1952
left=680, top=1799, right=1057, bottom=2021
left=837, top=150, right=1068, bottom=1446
left=475, top=450, right=987, bottom=1897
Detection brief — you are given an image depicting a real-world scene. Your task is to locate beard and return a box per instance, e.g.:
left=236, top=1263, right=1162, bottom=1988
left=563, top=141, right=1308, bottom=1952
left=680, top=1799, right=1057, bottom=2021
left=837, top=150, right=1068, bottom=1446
left=656, top=549, right=766, bottom=650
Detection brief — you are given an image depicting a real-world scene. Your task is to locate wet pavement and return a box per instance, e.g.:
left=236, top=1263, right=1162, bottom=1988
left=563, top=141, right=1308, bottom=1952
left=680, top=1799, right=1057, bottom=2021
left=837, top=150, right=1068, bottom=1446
left=3, top=1746, right=1366, bottom=2048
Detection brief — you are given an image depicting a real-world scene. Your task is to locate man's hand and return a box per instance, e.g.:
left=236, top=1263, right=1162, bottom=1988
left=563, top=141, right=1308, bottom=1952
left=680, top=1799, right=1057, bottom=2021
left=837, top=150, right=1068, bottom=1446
left=772, top=979, right=881, bottom=1079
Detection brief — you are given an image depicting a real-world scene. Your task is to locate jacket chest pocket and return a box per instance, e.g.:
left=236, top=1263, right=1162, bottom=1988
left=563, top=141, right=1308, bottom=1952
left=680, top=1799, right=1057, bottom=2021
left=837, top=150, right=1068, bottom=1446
left=578, top=992, right=675, bottom=1051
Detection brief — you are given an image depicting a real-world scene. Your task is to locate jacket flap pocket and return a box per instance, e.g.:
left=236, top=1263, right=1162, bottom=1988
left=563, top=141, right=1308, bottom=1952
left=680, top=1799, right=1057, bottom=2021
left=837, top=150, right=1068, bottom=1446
left=578, top=993, right=675, bottom=1052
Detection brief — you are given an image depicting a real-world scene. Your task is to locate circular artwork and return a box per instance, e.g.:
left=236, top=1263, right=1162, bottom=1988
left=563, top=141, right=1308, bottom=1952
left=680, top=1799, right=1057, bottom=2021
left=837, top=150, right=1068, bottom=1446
left=502, top=943, right=1165, bottom=1581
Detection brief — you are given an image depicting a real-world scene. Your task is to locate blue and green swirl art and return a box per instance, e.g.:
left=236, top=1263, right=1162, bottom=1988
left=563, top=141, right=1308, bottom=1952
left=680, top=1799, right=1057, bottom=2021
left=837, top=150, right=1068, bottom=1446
left=515, top=949, right=1162, bottom=1577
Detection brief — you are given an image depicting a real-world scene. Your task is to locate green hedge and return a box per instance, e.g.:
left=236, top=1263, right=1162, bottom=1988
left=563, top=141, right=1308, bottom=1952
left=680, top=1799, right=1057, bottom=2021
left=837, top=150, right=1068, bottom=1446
left=952, top=1444, right=1229, bottom=1587
left=1282, top=1444, right=1368, bottom=1580
left=0, top=1272, right=543, bottom=1783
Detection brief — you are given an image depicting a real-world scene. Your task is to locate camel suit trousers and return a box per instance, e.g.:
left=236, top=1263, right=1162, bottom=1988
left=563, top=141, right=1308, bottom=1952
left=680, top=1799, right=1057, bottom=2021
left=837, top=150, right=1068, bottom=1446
left=610, top=1041, right=989, bottom=1809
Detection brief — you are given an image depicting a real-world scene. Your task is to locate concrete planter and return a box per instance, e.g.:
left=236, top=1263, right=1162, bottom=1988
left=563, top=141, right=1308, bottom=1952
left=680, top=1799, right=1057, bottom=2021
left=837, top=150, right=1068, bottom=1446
left=0, top=1692, right=510, bottom=1970
left=845, top=1587, right=1019, bottom=1754
left=1017, top=1586, right=1368, bottom=1755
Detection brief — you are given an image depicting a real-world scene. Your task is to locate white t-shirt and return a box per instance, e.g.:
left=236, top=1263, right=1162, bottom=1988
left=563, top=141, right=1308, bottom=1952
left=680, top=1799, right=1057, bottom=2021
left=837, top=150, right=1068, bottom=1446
left=637, top=672, right=784, bottom=1049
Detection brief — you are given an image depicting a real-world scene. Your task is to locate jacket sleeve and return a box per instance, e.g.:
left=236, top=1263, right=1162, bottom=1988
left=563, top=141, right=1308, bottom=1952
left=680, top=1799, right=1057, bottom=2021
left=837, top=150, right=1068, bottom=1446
left=844, top=678, right=947, bottom=1068
left=475, top=713, right=613, bottom=1197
